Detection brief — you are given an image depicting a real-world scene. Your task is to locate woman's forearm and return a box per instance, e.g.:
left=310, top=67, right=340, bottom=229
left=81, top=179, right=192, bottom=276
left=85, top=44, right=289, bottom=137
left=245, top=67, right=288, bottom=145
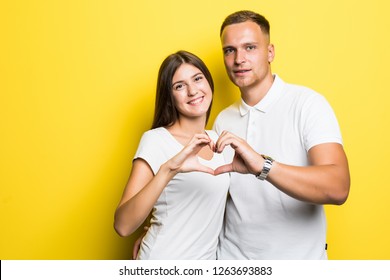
left=114, top=163, right=176, bottom=237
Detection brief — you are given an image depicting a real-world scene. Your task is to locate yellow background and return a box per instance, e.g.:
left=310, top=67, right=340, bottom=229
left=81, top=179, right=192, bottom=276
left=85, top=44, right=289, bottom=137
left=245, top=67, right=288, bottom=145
left=1, top=0, right=389, bottom=259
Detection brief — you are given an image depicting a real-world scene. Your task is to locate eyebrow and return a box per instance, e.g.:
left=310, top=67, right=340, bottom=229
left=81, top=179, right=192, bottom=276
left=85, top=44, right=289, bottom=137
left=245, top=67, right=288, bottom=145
left=222, top=46, right=234, bottom=51
left=223, top=41, right=259, bottom=49
left=172, top=72, right=203, bottom=87
left=243, top=42, right=259, bottom=46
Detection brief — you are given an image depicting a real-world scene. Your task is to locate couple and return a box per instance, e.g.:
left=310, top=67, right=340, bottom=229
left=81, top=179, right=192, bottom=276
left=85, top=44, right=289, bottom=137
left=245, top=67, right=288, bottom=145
left=114, top=10, right=350, bottom=260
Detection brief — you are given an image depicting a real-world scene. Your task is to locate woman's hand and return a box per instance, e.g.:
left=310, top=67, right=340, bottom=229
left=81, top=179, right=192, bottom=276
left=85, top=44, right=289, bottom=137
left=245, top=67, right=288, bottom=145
left=164, top=133, right=215, bottom=175
left=114, top=134, right=215, bottom=237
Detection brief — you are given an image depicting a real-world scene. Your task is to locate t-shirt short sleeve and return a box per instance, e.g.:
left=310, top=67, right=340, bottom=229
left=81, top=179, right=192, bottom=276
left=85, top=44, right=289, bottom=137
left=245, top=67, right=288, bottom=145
left=133, top=130, right=165, bottom=175
left=301, top=93, right=343, bottom=151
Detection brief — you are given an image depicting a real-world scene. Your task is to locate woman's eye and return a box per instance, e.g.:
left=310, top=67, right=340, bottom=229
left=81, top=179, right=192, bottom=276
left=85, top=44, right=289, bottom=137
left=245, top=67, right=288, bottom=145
left=174, top=84, right=184, bottom=90
left=194, top=75, right=203, bottom=82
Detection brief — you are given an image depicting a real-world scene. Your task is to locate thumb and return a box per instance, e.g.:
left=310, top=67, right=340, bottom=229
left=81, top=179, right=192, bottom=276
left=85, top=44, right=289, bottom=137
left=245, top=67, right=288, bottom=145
left=194, top=164, right=215, bottom=175
left=214, top=163, right=233, bottom=175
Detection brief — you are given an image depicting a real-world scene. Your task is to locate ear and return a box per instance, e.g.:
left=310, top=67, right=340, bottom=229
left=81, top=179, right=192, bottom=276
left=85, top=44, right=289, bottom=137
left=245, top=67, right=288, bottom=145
left=267, top=44, right=275, bottom=63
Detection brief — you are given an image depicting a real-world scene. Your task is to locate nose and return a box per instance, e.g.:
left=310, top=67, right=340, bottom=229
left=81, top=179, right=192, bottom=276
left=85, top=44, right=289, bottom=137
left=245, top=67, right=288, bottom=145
left=187, top=84, right=198, bottom=96
left=234, top=50, right=246, bottom=65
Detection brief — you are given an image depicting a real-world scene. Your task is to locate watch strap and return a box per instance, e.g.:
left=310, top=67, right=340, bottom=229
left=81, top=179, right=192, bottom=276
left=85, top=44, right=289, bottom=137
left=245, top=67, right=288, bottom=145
left=256, top=155, right=274, bottom=181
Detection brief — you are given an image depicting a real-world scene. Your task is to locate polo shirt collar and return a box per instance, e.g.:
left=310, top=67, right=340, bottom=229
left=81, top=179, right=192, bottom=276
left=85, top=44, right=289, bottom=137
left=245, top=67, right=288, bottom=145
left=239, top=74, right=284, bottom=116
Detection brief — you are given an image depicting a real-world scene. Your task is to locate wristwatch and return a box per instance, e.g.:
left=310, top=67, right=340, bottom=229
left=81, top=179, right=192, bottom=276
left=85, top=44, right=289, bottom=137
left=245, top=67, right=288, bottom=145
left=256, top=155, right=274, bottom=181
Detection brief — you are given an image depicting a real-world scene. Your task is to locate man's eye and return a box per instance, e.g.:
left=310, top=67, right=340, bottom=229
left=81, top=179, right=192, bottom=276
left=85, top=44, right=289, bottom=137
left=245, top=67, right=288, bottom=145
left=224, top=49, right=234, bottom=55
left=247, top=45, right=256, bottom=50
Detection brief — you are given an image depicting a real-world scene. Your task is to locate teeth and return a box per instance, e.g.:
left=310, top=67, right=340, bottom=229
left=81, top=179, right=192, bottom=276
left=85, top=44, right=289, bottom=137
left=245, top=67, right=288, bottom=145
left=189, top=97, right=203, bottom=105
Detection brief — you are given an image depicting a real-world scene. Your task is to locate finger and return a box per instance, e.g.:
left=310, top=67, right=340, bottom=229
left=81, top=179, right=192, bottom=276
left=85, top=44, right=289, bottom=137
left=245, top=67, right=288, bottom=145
left=192, top=134, right=211, bottom=145
left=185, top=138, right=210, bottom=154
left=215, top=130, right=228, bottom=148
left=132, top=227, right=148, bottom=259
left=208, top=139, right=216, bottom=152
left=193, top=138, right=211, bottom=150
left=194, top=164, right=215, bottom=175
left=214, top=163, right=233, bottom=175
left=215, top=131, right=238, bottom=153
left=216, top=136, right=237, bottom=153
left=193, top=133, right=211, bottom=142
left=132, top=238, right=141, bottom=259
left=204, top=133, right=214, bottom=151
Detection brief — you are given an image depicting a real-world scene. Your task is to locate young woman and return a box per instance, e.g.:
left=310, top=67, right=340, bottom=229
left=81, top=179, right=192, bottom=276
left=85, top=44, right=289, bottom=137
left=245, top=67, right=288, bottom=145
left=114, top=51, right=229, bottom=259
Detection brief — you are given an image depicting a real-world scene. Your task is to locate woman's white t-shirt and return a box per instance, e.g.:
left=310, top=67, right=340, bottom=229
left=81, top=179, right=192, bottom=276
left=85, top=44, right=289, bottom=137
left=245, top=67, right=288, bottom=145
left=134, top=127, right=230, bottom=260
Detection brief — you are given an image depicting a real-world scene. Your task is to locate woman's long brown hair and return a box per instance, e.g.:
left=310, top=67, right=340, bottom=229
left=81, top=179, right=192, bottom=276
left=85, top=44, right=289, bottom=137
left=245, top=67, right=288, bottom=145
left=151, top=50, right=214, bottom=129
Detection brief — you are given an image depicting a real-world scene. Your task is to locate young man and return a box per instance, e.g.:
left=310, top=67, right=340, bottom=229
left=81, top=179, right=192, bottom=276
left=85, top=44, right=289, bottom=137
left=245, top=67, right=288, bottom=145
left=213, top=10, right=350, bottom=259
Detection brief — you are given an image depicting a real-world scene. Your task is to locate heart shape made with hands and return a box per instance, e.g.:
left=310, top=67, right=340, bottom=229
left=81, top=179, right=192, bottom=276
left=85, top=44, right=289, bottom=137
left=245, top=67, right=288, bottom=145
left=179, top=131, right=258, bottom=176
left=195, top=135, right=252, bottom=176
left=197, top=153, right=243, bottom=176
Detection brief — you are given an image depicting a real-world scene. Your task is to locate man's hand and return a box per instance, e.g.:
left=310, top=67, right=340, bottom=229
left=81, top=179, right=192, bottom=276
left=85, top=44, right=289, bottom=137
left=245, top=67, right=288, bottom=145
left=214, top=130, right=263, bottom=176
left=132, top=226, right=148, bottom=259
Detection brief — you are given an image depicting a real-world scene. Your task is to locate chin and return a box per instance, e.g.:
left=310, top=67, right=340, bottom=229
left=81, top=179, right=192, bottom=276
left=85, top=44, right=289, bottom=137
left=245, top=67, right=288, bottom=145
left=234, top=80, right=252, bottom=88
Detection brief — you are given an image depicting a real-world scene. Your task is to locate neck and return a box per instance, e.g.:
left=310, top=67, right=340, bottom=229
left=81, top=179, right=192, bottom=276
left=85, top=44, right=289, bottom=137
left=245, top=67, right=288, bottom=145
left=167, top=116, right=207, bottom=138
left=241, top=73, right=275, bottom=106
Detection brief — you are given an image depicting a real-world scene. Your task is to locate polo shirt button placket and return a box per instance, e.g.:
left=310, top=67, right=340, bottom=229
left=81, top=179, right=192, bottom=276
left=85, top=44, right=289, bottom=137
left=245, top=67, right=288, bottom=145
left=247, top=108, right=256, bottom=147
